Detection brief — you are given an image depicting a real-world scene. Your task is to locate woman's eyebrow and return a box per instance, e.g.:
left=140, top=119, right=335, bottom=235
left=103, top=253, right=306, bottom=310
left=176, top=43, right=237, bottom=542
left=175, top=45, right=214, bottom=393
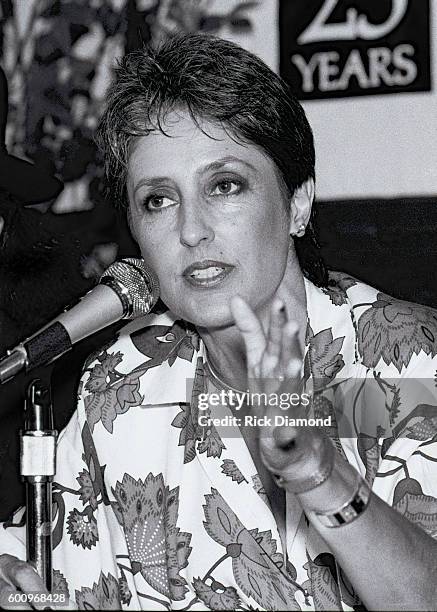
left=133, top=177, right=172, bottom=196
left=200, top=156, right=257, bottom=174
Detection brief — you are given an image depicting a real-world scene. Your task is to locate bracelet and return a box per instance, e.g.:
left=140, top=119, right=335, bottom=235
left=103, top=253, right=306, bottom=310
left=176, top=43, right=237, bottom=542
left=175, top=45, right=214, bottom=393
left=272, top=433, right=336, bottom=494
left=315, top=478, right=371, bottom=528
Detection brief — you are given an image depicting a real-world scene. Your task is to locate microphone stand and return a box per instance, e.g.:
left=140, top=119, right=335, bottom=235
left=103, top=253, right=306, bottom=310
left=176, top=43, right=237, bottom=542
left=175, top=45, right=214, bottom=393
left=20, top=379, right=57, bottom=591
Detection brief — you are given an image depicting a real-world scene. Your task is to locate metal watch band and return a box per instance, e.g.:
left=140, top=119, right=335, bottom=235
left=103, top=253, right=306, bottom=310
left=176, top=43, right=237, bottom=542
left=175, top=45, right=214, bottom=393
left=315, top=479, right=371, bottom=527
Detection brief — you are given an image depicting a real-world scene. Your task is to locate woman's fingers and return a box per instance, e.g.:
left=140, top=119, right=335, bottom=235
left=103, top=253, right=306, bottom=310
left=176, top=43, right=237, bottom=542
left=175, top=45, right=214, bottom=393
left=230, top=295, right=266, bottom=371
left=280, top=321, right=302, bottom=384
left=0, top=554, right=49, bottom=610
left=262, top=298, right=286, bottom=376
left=0, top=578, right=33, bottom=610
left=260, top=321, right=309, bottom=470
left=230, top=295, right=304, bottom=388
left=1, top=555, right=48, bottom=593
left=0, top=583, right=33, bottom=610
left=230, top=295, right=312, bottom=479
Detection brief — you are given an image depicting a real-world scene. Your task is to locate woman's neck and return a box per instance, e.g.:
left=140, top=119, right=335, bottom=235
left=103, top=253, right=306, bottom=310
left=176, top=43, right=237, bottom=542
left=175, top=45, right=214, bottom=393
left=198, top=260, right=308, bottom=391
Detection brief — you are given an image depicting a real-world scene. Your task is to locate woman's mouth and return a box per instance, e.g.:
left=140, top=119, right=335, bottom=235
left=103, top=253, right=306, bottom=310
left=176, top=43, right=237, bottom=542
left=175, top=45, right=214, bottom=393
left=183, top=260, right=235, bottom=287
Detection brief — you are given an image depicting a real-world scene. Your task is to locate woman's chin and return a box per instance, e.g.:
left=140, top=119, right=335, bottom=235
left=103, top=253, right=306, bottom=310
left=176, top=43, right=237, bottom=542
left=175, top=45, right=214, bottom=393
left=168, top=300, right=236, bottom=331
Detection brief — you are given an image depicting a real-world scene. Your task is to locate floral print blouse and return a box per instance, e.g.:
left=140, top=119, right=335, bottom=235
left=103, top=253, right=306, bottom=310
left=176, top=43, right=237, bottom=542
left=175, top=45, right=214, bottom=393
left=1, top=272, right=437, bottom=610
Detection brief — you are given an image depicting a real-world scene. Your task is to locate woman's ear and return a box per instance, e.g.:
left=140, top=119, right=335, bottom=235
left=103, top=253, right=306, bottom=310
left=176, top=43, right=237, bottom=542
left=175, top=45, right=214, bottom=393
left=289, top=177, right=315, bottom=237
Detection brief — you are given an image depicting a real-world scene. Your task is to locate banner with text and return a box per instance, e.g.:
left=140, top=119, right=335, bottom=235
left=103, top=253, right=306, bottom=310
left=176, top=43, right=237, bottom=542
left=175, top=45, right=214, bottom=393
left=280, top=0, right=431, bottom=99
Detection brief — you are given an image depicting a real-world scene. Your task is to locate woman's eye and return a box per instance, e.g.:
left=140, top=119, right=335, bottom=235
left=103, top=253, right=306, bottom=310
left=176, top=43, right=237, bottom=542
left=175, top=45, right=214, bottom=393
left=144, top=195, right=177, bottom=211
left=210, top=180, right=242, bottom=196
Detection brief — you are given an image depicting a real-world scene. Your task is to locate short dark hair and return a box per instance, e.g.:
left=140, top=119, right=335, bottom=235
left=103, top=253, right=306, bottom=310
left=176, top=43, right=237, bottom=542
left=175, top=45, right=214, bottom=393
left=97, top=33, right=328, bottom=286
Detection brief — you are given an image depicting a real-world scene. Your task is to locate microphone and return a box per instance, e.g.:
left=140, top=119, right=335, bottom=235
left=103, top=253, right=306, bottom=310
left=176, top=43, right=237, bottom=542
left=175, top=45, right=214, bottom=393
left=0, top=258, right=160, bottom=384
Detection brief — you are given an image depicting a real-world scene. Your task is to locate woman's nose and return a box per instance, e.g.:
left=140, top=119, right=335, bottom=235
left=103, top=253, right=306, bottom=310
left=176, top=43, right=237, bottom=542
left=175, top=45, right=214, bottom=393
left=179, top=207, right=215, bottom=247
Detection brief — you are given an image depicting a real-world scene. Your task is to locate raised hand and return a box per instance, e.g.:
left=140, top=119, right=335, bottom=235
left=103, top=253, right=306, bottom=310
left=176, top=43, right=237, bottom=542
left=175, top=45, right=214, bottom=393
left=230, top=295, right=332, bottom=491
left=230, top=296, right=301, bottom=391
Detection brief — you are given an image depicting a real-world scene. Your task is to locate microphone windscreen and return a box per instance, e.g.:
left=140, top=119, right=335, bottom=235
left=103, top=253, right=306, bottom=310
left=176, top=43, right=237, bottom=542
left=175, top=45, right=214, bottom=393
left=100, top=258, right=160, bottom=318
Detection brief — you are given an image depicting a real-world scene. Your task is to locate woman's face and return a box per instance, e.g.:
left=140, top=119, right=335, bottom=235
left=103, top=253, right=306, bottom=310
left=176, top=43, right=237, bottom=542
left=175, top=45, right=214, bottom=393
left=127, top=111, right=294, bottom=329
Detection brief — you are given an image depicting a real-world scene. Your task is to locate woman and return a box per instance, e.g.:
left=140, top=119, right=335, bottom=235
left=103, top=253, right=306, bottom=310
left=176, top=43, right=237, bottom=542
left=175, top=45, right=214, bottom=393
left=0, top=33, right=437, bottom=611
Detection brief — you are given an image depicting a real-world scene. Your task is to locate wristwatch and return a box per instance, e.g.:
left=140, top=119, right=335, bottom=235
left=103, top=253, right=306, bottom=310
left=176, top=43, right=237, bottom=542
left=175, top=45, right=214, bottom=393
left=315, top=479, right=371, bottom=528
